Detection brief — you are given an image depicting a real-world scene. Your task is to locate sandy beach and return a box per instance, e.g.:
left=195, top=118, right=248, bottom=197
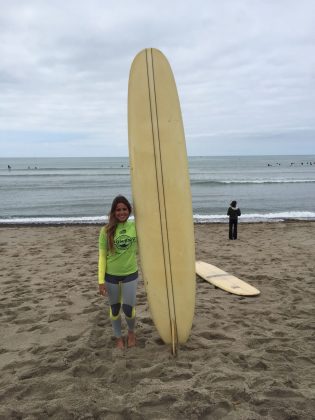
left=0, top=221, right=314, bottom=419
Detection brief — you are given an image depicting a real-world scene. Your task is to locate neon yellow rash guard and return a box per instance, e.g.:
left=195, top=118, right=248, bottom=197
left=98, top=220, right=138, bottom=284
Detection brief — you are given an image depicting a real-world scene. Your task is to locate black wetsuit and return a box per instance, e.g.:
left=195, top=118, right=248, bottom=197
left=227, top=206, right=241, bottom=239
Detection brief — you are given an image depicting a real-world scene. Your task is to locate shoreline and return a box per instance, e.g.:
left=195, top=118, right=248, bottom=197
left=0, top=222, right=314, bottom=418
left=1, top=218, right=315, bottom=228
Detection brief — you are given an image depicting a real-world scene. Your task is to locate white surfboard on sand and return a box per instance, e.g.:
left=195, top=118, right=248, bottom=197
left=196, top=260, right=260, bottom=296
left=128, top=48, right=195, bottom=353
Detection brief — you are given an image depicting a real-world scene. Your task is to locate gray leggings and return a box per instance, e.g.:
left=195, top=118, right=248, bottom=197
left=106, top=278, right=138, bottom=337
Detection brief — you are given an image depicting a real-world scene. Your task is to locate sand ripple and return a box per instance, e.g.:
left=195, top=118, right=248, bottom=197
left=0, top=223, right=314, bottom=419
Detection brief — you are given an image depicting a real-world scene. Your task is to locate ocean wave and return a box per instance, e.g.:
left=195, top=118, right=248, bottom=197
left=0, top=172, right=129, bottom=178
left=191, top=179, right=315, bottom=185
left=1, top=212, right=314, bottom=225
left=0, top=216, right=108, bottom=225
left=1, top=166, right=129, bottom=171
left=194, top=211, right=315, bottom=223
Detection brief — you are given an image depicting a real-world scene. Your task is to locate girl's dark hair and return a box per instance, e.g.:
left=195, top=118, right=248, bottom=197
left=106, top=195, right=132, bottom=252
left=230, top=200, right=237, bottom=207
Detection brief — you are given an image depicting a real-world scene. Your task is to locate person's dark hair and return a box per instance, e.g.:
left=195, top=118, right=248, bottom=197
left=230, top=200, right=237, bottom=207
left=106, top=195, right=132, bottom=253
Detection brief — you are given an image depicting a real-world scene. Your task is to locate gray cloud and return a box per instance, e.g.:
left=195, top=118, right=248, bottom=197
left=0, top=0, right=314, bottom=156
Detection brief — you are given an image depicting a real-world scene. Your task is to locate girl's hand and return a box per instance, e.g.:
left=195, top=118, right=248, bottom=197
left=99, top=284, right=107, bottom=296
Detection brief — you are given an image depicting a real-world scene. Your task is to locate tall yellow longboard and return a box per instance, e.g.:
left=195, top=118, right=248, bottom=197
left=128, top=49, right=195, bottom=351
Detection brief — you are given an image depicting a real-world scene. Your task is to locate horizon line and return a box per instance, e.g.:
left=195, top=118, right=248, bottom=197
left=1, top=153, right=315, bottom=160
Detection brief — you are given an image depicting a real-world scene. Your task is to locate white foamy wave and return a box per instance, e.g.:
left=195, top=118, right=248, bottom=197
left=0, top=212, right=314, bottom=225
left=220, top=179, right=315, bottom=184
left=0, top=216, right=108, bottom=225
left=194, top=211, right=315, bottom=223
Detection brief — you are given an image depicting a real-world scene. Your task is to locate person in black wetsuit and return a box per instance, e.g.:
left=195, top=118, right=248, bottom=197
left=227, top=200, right=241, bottom=240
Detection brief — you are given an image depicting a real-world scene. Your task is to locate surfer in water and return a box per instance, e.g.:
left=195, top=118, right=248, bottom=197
left=227, top=200, right=241, bottom=240
left=98, top=195, right=138, bottom=349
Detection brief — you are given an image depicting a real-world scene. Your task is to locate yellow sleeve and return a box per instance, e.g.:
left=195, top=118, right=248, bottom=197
left=98, top=227, right=107, bottom=284
left=98, top=248, right=106, bottom=284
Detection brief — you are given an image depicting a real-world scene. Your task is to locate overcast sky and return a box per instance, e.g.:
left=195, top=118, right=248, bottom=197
left=0, top=0, right=314, bottom=157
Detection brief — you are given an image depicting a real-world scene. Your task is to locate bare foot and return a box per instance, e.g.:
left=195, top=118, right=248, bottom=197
left=116, top=337, right=124, bottom=349
left=127, top=331, right=136, bottom=348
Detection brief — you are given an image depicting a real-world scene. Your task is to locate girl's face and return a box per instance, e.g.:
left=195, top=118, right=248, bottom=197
left=114, top=202, right=130, bottom=223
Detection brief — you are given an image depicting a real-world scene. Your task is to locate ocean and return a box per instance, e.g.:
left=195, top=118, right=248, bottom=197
left=1, top=155, right=315, bottom=224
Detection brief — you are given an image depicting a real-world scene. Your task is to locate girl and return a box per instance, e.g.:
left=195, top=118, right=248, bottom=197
left=98, top=195, right=138, bottom=349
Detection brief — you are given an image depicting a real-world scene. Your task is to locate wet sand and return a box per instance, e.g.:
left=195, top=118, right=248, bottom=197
left=0, top=222, right=314, bottom=419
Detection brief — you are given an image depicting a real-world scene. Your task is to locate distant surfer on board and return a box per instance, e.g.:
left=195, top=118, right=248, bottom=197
left=98, top=195, right=138, bottom=349
left=227, top=200, right=241, bottom=240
